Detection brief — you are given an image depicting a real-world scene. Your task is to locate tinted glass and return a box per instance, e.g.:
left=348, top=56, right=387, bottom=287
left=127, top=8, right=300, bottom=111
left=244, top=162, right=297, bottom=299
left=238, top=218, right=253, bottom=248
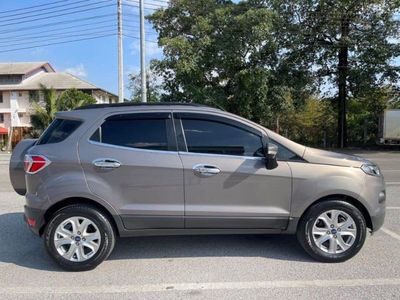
left=37, top=118, right=82, bottom=145
left=270, top=140, right=302, bottom=161
left=92, top=118, right=169, bottom=151
left=182, top=119, right=263, bottom=156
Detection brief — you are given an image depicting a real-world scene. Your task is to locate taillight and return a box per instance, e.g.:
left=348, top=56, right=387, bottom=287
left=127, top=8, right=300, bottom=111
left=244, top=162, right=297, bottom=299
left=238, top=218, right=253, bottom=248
left=24, top=155, right=51, bottom=174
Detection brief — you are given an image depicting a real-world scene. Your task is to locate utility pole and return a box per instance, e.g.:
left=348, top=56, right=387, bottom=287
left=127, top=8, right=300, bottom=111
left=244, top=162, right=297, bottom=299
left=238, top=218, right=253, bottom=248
left=117, top=0, right=124, bottom=103
left=139, top=0, right=147, bottom=102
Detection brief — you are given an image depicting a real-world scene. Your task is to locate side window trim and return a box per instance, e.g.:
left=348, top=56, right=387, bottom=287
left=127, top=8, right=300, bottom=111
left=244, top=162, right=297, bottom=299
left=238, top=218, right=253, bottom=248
left=89, top=112, right=178, bottom=152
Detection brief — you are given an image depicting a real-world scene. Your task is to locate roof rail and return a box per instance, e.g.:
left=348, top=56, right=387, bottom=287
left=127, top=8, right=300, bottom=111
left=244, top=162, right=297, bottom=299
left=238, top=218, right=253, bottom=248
left=76, top=102, right=211, bottom=110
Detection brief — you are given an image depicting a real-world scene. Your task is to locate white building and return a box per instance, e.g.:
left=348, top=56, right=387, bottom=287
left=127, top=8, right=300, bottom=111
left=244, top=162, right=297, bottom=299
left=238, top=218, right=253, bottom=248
left=0, top=62, right=118, bottom=148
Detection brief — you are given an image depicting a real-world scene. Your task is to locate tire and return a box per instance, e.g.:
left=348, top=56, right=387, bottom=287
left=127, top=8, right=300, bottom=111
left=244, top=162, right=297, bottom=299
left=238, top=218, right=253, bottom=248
left=44, top=204, right=116, bottom=271
left=297, top=200, right=367, bottom=263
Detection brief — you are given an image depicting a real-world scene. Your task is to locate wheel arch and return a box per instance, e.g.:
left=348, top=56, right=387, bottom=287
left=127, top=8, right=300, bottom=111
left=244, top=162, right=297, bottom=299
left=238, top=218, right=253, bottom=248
left=40, top=197, right=122, bottom=236
left=298, top=194, right=373, bottom=231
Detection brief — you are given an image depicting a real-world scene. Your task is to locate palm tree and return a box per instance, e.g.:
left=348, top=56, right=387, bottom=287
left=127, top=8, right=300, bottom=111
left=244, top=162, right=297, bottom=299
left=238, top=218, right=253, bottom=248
left=30, top=84, right=58, bottom=134
left=30, top=85, right=96, bottom=136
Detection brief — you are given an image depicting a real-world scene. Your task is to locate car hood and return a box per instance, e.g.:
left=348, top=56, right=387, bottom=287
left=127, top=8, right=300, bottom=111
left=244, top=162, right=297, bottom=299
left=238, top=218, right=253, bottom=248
left=303, top=147, right=372, bottom=168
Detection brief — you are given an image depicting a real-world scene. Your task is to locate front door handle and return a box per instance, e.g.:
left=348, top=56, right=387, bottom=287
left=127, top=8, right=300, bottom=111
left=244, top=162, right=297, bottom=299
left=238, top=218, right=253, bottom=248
left=93, top=159, right=121, bottom=169
left=193, top=164, right=221, bottom=177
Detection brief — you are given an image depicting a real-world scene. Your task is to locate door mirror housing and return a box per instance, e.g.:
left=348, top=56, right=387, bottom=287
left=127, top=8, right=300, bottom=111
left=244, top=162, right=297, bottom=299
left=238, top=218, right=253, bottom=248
left=262, top=135, right=278, bottom=170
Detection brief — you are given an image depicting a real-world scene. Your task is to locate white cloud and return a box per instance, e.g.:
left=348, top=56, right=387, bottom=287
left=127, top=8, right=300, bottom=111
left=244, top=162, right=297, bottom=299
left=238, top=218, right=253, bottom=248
left=64, top=64, right=87, bottom=77
left=129, top=41, right=163, bottom=61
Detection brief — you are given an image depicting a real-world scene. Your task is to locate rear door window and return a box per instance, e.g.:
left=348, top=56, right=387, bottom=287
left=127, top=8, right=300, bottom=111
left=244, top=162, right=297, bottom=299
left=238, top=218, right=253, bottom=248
left=90, top=113, right=175, bottom=151
left=37, top=118, right=82, bottom=145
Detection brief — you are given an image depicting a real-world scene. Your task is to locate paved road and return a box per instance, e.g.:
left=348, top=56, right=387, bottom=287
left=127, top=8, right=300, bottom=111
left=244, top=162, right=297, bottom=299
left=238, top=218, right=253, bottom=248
left=0, top=151, right=399, bottom=299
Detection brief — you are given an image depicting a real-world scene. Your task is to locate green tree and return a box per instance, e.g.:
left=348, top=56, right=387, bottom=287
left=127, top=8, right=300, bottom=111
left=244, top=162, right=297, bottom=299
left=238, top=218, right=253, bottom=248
left=57, top=88, right=96, bottom=111
left=30, top=86, right=96, bottom=134
left=128, top=69, right=162, bottom=103
left=148, top=0, right=311, bottom=127
left=272, top=0, right=400, bottom=147
left=30, top=84, right=58, bottom=133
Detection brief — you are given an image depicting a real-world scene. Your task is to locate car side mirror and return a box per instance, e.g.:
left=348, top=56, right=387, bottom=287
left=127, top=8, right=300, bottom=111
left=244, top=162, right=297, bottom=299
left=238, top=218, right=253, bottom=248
left=262, top=135, right=278, bottom=170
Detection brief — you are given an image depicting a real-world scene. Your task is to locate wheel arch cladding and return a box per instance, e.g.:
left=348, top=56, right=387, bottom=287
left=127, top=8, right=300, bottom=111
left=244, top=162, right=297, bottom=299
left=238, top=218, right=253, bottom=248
left=299, top=194, right=373, bottom=230
left=41, top=197, right=121, bottom=236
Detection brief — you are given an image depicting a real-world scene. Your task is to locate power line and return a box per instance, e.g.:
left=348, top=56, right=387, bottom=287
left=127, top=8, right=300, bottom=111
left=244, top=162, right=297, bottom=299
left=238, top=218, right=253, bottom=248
left=125, top=0, right=168, bottom=10
left=0, top=34, right=116, bottom=53
left=0, top=0, right=99, bottom=20
left=0, top=0, right=69, bottom=14
left=123, top=34, right=158, bottom=44
left=0, top=13, right=115, bottom=35
left=0, top=26, right=118, bottom=45
left=0, top=3, right=115, bottom=27
left=0, top=19, right=116, bottom=40
left=0, top=30, right=117, bottom=49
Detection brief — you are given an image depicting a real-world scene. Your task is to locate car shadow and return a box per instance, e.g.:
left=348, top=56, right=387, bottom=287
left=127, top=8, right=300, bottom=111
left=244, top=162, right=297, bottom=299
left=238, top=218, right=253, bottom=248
left=0, top=213, right=314, bottom=272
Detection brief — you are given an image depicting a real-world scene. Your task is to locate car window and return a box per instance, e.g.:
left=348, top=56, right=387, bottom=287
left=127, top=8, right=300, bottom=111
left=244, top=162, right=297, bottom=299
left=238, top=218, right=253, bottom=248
left=181, top=119, right=263, bottom=157
left=90, top=116, right=169, bottom=151
left=270, top=139, right=302, bottom=161
left=37, top=118, right=82, bottom=145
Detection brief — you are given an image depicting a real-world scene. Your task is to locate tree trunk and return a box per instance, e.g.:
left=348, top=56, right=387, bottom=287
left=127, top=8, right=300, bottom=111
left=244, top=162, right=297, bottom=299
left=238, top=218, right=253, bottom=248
left=337, top=17, right=349, bottom=148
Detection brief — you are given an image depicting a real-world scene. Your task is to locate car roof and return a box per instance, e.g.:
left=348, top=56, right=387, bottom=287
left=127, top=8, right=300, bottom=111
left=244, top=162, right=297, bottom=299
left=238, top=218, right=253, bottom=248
left=75, top=102, right=216, bottom=110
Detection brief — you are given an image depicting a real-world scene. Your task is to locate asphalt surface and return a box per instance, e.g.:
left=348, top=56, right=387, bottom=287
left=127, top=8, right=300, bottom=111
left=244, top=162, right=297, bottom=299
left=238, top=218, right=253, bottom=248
left=0, top=151, right=399, bottom=299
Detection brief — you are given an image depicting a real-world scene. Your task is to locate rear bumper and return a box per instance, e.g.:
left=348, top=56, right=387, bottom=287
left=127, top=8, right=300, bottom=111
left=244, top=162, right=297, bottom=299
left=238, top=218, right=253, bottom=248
left=24, top=205, right=45, bottom=236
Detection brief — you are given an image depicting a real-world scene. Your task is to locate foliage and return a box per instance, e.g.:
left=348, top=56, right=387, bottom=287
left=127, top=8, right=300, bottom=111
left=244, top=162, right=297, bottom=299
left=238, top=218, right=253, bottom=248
left=57, top=88, right=96, bottom=111
left=128, top=69, right=162, bottom=103
left=147, top=0, right=400, bottom=147
left=30, top=85, right=96, bottom=134
left=148, top=0, right=312, bottom=128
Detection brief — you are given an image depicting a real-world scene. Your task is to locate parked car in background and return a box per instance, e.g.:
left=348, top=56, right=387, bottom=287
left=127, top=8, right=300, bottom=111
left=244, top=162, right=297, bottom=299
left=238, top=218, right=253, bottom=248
left=10, top=103, right=386, bottom=271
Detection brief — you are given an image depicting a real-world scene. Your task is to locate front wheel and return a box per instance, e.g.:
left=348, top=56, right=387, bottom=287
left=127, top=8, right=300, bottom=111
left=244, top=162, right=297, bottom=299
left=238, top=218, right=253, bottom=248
left=44, top=204, right=116, bottom=271
left=297, top=200, right=367, bottom=262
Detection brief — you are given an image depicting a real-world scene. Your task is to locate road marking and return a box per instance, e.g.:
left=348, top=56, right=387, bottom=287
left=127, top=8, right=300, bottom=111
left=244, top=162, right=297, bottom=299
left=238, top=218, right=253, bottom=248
left=1, top=278, right=400, bottom=294
left=381, top=227, right=400, bottom=241
left=387, top=207, right=400, bottom=210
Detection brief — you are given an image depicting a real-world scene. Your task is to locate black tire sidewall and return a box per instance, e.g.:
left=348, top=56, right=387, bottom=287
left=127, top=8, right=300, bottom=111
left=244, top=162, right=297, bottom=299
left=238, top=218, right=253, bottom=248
left=44, top=205, right=115, bottom=271
left=298, top=200, right=367, bottom=262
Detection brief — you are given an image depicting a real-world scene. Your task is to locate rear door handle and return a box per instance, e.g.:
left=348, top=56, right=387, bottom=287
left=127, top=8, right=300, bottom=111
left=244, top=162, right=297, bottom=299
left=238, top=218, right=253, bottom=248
left=93, top=159, right=121, bottom=169
left=193, top=164, right=221, bottom=177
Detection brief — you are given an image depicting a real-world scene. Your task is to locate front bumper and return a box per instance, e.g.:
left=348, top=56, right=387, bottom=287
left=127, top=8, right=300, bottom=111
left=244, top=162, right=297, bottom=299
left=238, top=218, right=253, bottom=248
left=24, top=205, right=45, bottom=236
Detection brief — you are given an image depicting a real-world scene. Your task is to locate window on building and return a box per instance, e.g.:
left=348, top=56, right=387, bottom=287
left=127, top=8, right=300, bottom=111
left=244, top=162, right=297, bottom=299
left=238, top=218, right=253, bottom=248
left=0, top=114, right=4, bottom=123
left=18, top=92, right=23, bottom=97
left=0, top=92, right=3, bottom=103
left=29, top=91, right=39, bottom=102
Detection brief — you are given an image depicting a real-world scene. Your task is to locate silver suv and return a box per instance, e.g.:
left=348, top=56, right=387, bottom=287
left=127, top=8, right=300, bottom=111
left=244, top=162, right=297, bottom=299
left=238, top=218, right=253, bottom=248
left=10, top=103, right=386, bottom=271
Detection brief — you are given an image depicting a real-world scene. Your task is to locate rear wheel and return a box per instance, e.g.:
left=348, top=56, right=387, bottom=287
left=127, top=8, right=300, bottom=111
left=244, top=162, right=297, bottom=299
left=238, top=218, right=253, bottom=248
left=44, top=204, right=116, bottom=271
left=297, top=200, right=367, bottom=262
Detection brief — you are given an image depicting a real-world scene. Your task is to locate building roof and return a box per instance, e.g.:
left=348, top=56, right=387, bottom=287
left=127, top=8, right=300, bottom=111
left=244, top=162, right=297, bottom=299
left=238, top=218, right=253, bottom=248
left=0, top=62, right=54, bottom=75
left=0, top=72, right=113, bottom=93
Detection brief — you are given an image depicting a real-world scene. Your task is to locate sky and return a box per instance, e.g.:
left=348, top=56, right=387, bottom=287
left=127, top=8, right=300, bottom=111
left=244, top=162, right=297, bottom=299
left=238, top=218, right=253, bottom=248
left=0, top=0, right=168, bottom=98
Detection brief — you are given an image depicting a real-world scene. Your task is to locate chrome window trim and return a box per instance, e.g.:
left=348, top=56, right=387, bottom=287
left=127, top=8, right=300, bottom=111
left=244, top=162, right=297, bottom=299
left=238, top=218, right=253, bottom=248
left=88, top=140, right=179, bottom=155
left=178, top=151, right=264, bottom=161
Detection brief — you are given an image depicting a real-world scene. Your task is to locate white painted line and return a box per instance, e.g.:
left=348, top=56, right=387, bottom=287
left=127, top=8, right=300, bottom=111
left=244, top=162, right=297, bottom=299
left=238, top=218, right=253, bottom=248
left=385, top=182, right=400, bottom=185
left=381, top=227, right=400, bottom=241
left=387, top=207, right=400, bottom=210
left=1, top=278, right=400, bottom=295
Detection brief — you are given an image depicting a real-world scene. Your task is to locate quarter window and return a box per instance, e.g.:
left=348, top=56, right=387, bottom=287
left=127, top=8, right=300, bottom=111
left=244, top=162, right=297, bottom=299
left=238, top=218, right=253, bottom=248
left=37, top=118, right=82, bottom=145
left=181, top=119, right=263, bottom=157
left=90, top=114, right=171, bottom=151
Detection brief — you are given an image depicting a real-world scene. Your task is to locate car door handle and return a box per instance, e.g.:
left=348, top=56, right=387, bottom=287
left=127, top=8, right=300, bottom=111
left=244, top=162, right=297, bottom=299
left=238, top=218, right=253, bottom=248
left=92, top=159, right=121, bottom=169
left=193, top=164, right=221, bottom=177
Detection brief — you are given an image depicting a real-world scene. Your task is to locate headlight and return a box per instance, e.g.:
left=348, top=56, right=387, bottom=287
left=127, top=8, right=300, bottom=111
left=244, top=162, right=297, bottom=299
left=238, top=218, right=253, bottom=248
left=361, top=164, right=381, bottom=176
